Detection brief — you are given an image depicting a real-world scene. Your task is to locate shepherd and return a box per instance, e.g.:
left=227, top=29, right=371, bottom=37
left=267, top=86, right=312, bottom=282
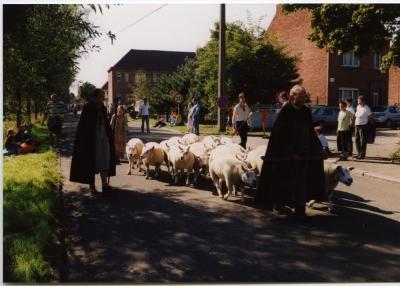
left=70, top=88, right=116, bottom=194
left=255, top=85, right=325, bottom=218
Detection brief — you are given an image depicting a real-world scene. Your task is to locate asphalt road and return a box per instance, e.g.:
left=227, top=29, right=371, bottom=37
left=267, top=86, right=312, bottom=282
left=59, top=114, right=400, bottom=282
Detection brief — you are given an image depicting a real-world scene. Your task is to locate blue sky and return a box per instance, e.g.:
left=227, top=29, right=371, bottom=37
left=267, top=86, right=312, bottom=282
left=73, top=4, right=276, bottom=93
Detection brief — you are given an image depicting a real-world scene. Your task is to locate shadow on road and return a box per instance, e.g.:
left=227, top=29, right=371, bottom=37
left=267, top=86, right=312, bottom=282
left=60, top=114, right=400, bottom=282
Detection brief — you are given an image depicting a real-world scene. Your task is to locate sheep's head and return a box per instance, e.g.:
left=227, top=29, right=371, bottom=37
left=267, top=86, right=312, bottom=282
left=178, top=146, right=191, bottom=161
left=241, top=165, right=257, bottom=186
left=336, top=165, right=354, bottom=186
left=140, top=145, right=155, bottom=159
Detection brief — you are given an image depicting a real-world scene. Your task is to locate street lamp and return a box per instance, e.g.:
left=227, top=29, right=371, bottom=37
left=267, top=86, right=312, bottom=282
left=217, top=3, right=227, bottom=132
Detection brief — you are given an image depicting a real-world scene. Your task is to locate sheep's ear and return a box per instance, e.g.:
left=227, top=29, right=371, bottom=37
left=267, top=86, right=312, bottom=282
left=178, top=145, right=183, bottom=151
left=348, top=167, right=355, bottom=171
left=203, top=143, right=207, bottom=149
left=187, top=146, right=190, bottom=152
left=165, top=142, right=169, bottom=147
left=236, top=154, right=244, bottom=161
left=241, top=164, right=247, bottom=172
left=151, top=146, right=155, bottom=150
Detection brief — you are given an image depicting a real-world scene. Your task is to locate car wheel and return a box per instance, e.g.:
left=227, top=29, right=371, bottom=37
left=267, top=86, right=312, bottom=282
left=385, top=119, right=393, bottom=129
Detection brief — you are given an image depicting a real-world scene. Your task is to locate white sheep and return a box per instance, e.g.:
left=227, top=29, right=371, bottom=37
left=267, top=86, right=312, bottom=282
left=168, top=136, right=185, bottom=146
left=189, top=142, right=211, bottom=175
left=208, top=155, right=257, bottom=200
left=167, top=145, right=198, bottom=185
left=202, top=135, right=221, bottom=149
left=140, top=142, right=165, bottom=179
left=208, top=143, right=247, bottom=165
left=308, top=161, right=354, bottom=212
left=245, top=145, right=267, bottom=175
left=182, top=133, right=199, bottom=145
left=219, top=136, right=233, bottom=145
left=125, top=138, right=144, bottom=175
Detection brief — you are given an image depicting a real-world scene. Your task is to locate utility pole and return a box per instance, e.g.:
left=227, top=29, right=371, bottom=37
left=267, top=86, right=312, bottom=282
left=217, top=3, right=226, bottom=132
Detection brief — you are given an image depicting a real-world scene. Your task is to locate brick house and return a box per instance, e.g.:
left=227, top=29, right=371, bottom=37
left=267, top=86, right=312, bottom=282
left=106, top=49, right=195, bottom=109
left=266, top=6, right=398, bottom=107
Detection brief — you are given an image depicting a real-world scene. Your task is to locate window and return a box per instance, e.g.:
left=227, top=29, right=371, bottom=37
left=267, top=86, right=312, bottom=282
left=125, top=72, right=129, bottom=82
left=117, top=72, right=122, bottom=82
left=339, top=88, right=359, bottom=107
left=341, top=51, right=360, bottom=67
left=373, top=52, right=381, bottom=69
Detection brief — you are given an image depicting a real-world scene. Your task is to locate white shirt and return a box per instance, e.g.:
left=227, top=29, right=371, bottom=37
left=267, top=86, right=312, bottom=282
left=346, top=106, right=355, bottom=115
left=140, top=103, right=150, bottom=116
left=232, top=103, right=251, bottom=124
left=318, top=134, right=329, bottom=148
left=355, top=104, right=372, bottom=126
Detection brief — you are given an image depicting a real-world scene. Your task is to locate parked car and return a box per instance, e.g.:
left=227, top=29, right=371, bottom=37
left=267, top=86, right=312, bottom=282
left=311, top=105, right=340, bottom=129
left=372, top=105, right=400, bottom=128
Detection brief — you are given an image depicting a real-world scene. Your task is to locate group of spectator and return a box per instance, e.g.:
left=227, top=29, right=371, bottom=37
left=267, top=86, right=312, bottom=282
left=4, top=125, right=39, bottom=156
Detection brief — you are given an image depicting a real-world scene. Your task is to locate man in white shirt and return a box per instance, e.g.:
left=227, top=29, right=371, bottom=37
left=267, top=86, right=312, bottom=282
left=353, top=95, right=372, bottom=159
left=233, top=92, right=251, bottom=148
left=345, top=98, right=355, bottom=155
left=139, top=98, right=150, bottom=133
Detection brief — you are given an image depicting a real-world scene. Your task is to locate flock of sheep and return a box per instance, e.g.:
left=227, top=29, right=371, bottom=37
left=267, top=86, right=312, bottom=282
left=126, top=133, right=354, bottom=210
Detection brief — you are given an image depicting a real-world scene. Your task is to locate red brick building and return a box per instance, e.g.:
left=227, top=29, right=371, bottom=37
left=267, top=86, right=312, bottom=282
left=266, top=6, right=395, bottom=107
left=106, top=49, right=195, bottom=108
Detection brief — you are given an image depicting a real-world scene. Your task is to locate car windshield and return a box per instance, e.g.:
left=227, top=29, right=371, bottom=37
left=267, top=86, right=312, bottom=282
left=311, top=108, right=320, bottom=114
left=372, top=106, right=386, bottom=112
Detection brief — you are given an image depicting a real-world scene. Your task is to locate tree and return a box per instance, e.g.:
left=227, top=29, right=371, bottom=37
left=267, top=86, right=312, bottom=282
left=131, top=70, right=152, bottom=102
left=78, top=82, right=96, bottom=102
left=152, top=58, right=199, bottom=115
left=4, top=4, right=101, bottom=125
left=282, top=4, right=400, bottom=70
left=195, top=22, right=299, bottom=119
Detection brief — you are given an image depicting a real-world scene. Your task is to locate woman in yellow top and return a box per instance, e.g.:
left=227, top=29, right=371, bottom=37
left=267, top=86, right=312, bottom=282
left=110, top=105, right=128, bottom=163
left=337, top=101, right=353, bottom=160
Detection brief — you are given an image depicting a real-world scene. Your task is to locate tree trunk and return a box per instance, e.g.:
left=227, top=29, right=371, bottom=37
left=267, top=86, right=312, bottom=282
left=34, top=101, right=38, bottom=120
left=26, top=96, right=31, bottom=124
left=16, top=91, right=22, bottom=127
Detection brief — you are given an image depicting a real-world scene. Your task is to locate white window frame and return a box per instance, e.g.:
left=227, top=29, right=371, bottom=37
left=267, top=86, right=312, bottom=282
left=117, top=72, right=122, bottom=82
left=373, top=52, right=381, bottom=69
left=339, top=88, right=359, bottom=107
left=341, top=51, right=360, bottom=67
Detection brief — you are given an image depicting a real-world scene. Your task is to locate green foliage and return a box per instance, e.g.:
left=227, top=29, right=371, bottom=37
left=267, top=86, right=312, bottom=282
left=282, top=4, right=400, bottom=70
left=4, top=4, right=101, bottom=125
left=3, top=152, right=62, bottom=282
left=152, top=22, right=298, bottom=119
left=78, top=82, right=97, bottom=102
left=132, top=70, right=153, bottom=103
left=195, top=21, right=299, bottom=119
left=152, top=58, right=198, bottom=115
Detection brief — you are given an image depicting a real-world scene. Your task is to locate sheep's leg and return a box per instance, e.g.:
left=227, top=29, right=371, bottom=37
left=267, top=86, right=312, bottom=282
left=328, top=191, right=336, bottom=213
left=194, top=168, right=199, bottom=184
left=186, top=169, right=192, bottom=186
left=223, top=182, right=234, bottom=200
left=138, top=158, right=143, bottom=172
left=164, top=155, right=171, bottom=174
left=155, top=164, right=160, bottom=178
left=127, top=155, right=132, bottom=175
left=174, top=168, right=179, bottom=185
left=145, top=164, right=150, bottom=179
left=211, top=172, right=223, bottom=198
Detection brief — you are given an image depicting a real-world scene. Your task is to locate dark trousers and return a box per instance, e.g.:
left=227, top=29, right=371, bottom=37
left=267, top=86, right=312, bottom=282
left=141, top=115, right=150, bottom=132
left=236, top=121, right=248, bottom=149
left=193, top=118, right=200, bottom=135
left=337, top=130, right=352, bottom=155
left=355, top=124, right=368, bottom=158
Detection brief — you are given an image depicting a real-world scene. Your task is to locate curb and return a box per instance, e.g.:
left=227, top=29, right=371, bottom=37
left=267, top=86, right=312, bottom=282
left=351, top=168, right=400, bottom=185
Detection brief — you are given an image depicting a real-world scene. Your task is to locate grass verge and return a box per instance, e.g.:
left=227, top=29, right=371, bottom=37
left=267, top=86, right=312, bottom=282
left=3, top=121, right=62, bottom=282
left=131, top=118, right=270, bottom=137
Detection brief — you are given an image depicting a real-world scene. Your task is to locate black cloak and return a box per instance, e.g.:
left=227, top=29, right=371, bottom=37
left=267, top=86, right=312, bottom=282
left=70, top=102, right=116, bottom=185
left=255, top=103, right=325, bottom=209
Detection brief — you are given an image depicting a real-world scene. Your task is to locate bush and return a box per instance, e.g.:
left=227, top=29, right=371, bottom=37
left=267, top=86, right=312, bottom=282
left=3, top=150, right=62, bottom=281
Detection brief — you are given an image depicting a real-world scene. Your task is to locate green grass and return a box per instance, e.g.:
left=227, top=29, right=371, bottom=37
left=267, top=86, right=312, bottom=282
left=391, top=142, right=400, bottom=159
left=141, top=118, right=270, bottom=136
left=3, top=121, right=61, bottom=282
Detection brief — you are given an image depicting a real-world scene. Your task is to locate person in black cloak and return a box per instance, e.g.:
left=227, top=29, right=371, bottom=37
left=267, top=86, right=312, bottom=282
left=255, top=85, right=325, bottom=218
left=70, top=88, right=116, bottom=194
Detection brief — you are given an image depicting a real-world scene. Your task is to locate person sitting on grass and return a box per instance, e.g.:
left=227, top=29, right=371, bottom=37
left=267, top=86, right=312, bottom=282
left=18, top=125, right=39, bottom=154
left=14, top=125, right=27, bottom=144
left=315, top=126, right=331, bottom=157
left=153, top=114, right=167, bottom=128
left=169, top=110, right=177, bottom=126
left=4, top=129, right=20, bottom=156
